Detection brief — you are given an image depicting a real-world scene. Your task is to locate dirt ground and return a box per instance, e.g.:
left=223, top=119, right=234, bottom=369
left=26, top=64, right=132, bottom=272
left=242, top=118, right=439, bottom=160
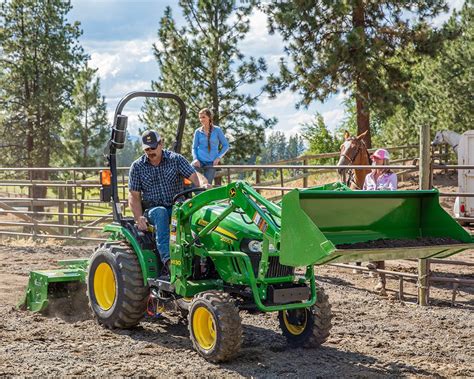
left=0, top=243, right=472, bottom=378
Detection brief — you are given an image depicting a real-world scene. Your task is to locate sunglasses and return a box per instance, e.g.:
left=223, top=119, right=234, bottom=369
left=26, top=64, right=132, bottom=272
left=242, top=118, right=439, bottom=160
left=144, top=141, right=162, bottom=152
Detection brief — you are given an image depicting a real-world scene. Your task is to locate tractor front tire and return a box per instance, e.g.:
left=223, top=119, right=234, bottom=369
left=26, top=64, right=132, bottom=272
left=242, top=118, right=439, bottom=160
left=86, top=243, right=148, bottom=329
left=278, top=286, right=332, bottom=347
left=188, top=291, right=242, bottom=362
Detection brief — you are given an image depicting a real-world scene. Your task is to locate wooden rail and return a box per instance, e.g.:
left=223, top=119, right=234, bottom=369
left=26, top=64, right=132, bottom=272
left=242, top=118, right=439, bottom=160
left=0, top=143, right=469, bottom=241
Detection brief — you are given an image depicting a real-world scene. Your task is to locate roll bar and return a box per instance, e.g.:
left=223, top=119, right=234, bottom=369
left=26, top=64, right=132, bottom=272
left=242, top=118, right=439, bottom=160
left=106, top=91, right=187, bottom=222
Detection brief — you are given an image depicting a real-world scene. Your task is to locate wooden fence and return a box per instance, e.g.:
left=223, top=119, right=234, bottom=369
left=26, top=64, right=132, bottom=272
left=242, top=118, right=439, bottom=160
left=0, top=142, right=470, bottom=243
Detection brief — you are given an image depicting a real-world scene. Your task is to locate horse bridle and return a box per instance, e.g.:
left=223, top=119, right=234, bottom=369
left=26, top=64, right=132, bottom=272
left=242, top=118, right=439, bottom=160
left=340, top=138, right=370, bottom=189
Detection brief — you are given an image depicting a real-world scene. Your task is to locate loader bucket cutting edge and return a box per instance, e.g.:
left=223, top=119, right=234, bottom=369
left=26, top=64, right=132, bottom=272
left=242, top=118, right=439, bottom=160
left=280, top=188, right=474, bottom=267
left=19, top=260, right=88, bottom=312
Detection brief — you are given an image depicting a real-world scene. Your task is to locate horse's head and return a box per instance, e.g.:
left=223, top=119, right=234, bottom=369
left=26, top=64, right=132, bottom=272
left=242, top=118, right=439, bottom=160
left=337, top=130, right=369, bottom=175
left=432, top=131, right=445, bottom=146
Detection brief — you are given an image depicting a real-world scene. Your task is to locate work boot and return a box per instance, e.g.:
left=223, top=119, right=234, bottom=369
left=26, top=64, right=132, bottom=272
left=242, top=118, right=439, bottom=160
left=374, top=279, right=387, bottom=296
left=352, top=262, right=362, bottom=274
left=374, top=281, right=385, bottom=291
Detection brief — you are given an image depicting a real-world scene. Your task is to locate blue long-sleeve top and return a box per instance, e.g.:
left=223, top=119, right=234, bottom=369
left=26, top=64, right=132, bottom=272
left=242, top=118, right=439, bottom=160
left=192, top=126, right=229, bottom=163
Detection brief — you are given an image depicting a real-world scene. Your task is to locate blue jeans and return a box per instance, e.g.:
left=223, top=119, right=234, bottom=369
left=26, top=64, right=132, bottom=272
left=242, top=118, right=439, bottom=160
left=146, top=206, right=173, bottom=264
left=197, top=161, right=217, bottom=184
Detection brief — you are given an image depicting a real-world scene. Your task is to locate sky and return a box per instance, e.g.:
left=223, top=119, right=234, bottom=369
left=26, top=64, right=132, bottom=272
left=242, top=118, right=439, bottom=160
left=68, top=0, right=465, bottom=138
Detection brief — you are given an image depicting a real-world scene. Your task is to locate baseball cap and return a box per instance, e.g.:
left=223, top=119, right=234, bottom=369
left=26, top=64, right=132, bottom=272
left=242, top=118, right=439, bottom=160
left=371, top=148, right=390, bottom=160
left=141, top=130, right=161, bottom=149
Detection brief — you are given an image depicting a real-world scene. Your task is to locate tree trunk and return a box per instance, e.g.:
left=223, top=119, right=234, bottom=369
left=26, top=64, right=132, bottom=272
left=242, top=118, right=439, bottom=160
left=211, top=4, right=220, bottom=123
left=355, top=88, right=371, bottom=148
left=353, top=0, right=372, bottom=148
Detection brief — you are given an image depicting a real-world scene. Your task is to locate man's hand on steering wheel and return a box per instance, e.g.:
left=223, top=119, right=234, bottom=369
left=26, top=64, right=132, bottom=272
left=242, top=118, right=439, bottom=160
left=172, top=187, right=207, bottom=203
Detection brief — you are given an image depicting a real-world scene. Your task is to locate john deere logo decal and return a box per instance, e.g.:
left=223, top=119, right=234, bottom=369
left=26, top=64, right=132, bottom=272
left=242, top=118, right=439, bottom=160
left=229, top=188, right=236, bottom=198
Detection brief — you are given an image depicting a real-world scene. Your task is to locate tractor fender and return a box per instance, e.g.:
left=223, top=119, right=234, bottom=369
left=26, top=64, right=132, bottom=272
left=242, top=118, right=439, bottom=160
left=102, top=223, right=159, bottom=284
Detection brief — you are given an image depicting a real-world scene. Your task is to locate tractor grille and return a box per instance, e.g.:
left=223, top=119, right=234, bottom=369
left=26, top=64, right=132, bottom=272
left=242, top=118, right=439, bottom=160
left=248, top=253, right=294, bottom=278
left=267, top=256, right=294, bottom=278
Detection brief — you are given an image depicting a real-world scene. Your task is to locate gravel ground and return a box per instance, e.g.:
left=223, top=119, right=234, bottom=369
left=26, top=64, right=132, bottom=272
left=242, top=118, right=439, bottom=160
left=0, top=244, right=472, bottom=377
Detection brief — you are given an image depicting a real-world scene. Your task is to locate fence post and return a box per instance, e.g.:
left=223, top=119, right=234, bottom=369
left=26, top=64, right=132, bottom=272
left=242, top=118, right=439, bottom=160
left=255, top=169, right=261, bottom=194
left=444, top=144, right=449, bottom=174
left=303, top=158, right=308, bottom=188
left=66, top=180, right=74, bottom=237
left=400, top=148, right=406, bottom=182
left=279, top=168, right=284, bottom=198
left=58, top=186, right=65, bottom=236
left=418, top=124, right=431, bottom=306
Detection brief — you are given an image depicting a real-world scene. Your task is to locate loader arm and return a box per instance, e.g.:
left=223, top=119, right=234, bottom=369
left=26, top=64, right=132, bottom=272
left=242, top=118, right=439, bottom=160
left=174, top=181, right=318, bottom=312
left=179, top=181, right=282, bottom=246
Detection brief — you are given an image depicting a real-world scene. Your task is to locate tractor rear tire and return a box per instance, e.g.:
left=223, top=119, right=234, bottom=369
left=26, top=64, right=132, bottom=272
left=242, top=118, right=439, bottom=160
left=86, top=243, right=148, bottom=329
left=188, top=291, right=242, bottom=362
left=278, top=286, right=332, bottom=347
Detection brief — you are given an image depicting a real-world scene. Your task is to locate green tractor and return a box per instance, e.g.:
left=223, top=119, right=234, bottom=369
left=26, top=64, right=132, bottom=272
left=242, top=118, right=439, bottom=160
left=86, top=91, right=333, bottom=361
left=21, top=91, right=474, bottom=362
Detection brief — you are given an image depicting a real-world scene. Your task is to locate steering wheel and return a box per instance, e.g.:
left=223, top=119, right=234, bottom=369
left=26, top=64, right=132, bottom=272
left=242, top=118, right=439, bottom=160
left=172, top=187, right=206, bottom=203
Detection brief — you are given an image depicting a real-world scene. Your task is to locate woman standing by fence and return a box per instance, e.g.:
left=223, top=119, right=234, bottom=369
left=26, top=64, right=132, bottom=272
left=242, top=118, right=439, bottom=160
left=191, top=108, right=229, bottom=185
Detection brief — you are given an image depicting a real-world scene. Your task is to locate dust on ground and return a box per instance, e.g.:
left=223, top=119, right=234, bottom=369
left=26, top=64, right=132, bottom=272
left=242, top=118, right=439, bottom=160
left=0, top=243, right=472, bottom=377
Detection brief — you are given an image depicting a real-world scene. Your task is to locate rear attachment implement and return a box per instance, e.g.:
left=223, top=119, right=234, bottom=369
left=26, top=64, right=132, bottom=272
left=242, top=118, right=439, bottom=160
left=19, top=259, right=89, bottom=312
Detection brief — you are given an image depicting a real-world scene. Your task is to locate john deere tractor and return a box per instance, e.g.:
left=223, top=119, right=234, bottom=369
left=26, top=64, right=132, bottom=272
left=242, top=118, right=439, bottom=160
left=87, top=91, right=333, bottom=361
left=21, top=91, right=474, bottom=362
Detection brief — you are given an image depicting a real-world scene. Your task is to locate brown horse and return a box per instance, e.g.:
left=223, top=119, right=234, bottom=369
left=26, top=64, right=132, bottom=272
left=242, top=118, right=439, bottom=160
left=337, top=131, right=371, bottom=189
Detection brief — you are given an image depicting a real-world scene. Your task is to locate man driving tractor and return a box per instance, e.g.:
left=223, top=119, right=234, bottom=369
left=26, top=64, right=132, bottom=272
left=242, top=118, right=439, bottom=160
left=128, top=130, right=207, bottom=277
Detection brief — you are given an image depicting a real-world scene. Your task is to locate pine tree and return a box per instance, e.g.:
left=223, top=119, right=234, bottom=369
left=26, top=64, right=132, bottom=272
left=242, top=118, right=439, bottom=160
left=376, top=3, right=472, bottom=148
left=60, top=64, right=108, bottom=218
left=141, top=1, right=276, bottom=162
left=60, top=65, right=108, bottom=168
left=263, top=0, right=449, bottom=148
left=302, top=114, right=339, bottom=162
left=287, top=134, right=305, bottom=159
left=0, top=0, right=85, bottom=168
left=0, top=0, right=85, bottom=209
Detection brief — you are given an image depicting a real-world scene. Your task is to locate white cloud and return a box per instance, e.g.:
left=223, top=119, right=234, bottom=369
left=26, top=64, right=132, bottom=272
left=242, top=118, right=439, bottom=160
left=238, top=8, right=286, bottom=73
left=86, top=38, right=156, bottom=80
left=322, top=109, right=345, bottom=131
left=89, top=52, right=121, bottom=79
left=241, top=9, right=284, bottom=53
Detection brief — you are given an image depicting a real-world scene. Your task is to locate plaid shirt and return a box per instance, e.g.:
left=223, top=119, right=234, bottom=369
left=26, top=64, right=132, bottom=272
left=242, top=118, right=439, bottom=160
left=128, top=150, right=196, bottom=207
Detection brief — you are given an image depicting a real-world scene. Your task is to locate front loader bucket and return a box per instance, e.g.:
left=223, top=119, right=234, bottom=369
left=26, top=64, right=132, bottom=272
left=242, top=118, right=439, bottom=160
left=280, top=188, right=474, bottom=267
left=19, top=259, right=88, bottom=312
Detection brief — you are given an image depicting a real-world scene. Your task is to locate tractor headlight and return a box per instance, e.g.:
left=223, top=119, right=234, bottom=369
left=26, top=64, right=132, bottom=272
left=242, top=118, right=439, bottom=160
left=248, top=240, right=262, bottom=253
left=240, top=238, right=262, bottom=253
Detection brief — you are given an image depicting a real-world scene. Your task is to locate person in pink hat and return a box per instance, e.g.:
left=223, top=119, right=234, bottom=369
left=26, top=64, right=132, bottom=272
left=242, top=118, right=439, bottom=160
left=363, top=148, right=398, bottom=191
left=363, top=148, right=398, bottom=294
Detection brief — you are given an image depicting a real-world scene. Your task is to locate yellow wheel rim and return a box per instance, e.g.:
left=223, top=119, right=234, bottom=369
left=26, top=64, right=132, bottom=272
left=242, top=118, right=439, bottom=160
left=283, top=309, right=307, bottom=336
left=94, top=262, right=116, bottom=310
left=193, top=306, right=217, bottom=350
